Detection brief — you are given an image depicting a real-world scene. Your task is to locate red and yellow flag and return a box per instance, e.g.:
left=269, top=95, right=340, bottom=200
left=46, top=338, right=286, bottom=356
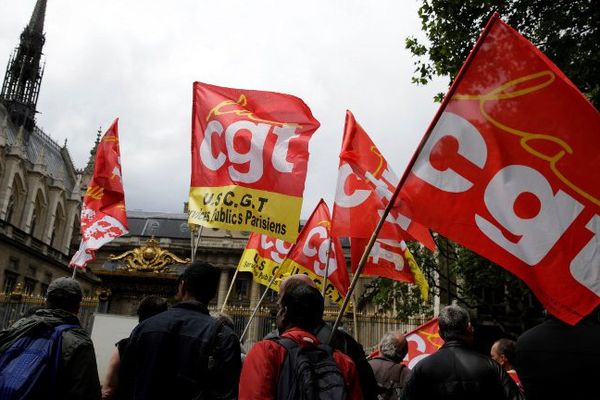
left=350, top=238, right=428, bottom=301
left=70, top=119, right=128, bottom=269
left=281, top=200, right=350, bottom=305
left=403, top=318, right=442, bottom=369
left=397, top=14, right=600, bottom=324
left=188, top=82, right=320, bottom=243
left=332, top=110, right=435, bottom=250
left=238, top=232, right=292, bottom=291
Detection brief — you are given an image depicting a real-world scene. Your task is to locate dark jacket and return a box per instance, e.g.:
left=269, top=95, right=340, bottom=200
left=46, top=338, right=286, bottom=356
left=401, top=340, right=523, bottom=400
left=368, top=356, right=411, bottom=400
left=0, top=308, right=101, bottom=400
left=516, top=314, right=600, bottom=400
left=119, top=300, right=241, bottom=400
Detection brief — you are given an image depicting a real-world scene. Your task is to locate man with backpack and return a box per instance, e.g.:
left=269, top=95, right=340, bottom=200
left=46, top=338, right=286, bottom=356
left=119, top=261, right=241, bottom=400
left=0, top=277, right=101, bottom=400
left=239, top=280, right=362, bottom=399
left=368, top=331, right=411, bottom=400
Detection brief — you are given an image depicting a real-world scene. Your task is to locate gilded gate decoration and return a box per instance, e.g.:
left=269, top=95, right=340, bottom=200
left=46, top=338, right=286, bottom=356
left=109, top=237, right=190, bottom=273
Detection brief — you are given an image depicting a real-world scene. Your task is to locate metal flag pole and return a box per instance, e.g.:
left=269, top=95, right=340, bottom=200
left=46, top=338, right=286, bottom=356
left=327, top=13, right=500, bottom=343
left=239, top=273, right=278, bottom=342
left=321, top=239, right=333, bottom=299
left=189, top=225, right=197, bottom=262
left=192, top=225, right=204, bottom=262
left=221, top=267, right=241, bottom=313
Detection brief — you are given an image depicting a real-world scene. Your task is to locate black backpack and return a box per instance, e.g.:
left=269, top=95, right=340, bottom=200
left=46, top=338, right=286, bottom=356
left=271, top=336, right=348, bottom=400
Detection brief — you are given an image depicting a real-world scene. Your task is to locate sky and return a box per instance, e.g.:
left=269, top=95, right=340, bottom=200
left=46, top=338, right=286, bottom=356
left=0, top=0, right=447, bottom=218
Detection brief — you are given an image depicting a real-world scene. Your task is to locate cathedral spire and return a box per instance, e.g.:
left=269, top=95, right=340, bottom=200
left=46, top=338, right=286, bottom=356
left=0, top=0, right=47, bottom=133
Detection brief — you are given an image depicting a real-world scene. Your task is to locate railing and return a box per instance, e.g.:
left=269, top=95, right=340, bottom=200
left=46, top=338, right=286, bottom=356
left=0, top=286, right=98, bottom=332
left=212, top=304, right=428, bottom=352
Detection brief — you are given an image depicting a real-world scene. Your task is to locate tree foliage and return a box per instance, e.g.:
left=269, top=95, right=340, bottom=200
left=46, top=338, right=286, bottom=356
left=406, top=0, right=600, bottom=106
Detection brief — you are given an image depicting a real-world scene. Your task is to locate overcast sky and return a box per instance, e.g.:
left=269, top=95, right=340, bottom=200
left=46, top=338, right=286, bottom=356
left=0, top=0, right=447, bottom=218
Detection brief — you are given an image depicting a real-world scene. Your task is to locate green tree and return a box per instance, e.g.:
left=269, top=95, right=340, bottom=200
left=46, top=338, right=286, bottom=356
left=406, top=0, right=600, bottom=106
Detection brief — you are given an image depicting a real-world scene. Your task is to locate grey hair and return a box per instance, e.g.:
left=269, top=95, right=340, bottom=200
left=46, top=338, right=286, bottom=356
left=379, top=331, right=408, bottom=362
left=438, top=304, right=470, bottom=341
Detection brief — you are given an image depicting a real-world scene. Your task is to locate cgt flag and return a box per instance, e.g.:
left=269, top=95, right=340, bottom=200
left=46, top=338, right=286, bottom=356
left=238, top=232, right=292, bottom=291
left=350, top=238, right=429, bottom=301
left=332, top=110, right=435, bottom=250
left=70, top=119, right=128, bottom=270
left=397, top=14, right=600, bottom=324
left=281, top=200, right=350, bottom=305
left=188, top=82, right=320, bottom=243
left=403, top=318, right=442, bottom=369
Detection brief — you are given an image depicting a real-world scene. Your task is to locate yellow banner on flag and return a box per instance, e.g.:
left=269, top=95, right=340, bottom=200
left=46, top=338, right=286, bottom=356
left=189, top=186, right=302, bottom=243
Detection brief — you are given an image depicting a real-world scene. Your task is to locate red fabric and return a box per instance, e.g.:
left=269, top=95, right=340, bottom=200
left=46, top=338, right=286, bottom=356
left=331, top=110, right=435, bottom=250
left=351, top=237, right=416, bottom=283
left=403, top=318, right=443, bottom=369
left=70, top=119, right=128, bottom=269
left=397, top=15, right=600, bottom=324
left=239, top=328, right=362, bottom=400
left=281, top=200, right=350, bottom=304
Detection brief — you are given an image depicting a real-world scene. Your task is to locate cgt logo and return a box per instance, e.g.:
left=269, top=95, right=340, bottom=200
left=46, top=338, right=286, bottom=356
left=302, top=221, right=338, bottom=277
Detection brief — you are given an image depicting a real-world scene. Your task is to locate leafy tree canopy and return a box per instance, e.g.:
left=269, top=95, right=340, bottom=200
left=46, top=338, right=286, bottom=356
left=406, top=0, right=599, bottom=106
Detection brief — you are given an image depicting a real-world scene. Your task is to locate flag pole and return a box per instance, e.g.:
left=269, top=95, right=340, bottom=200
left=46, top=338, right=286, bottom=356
left=352, top=293, right=359, bottom=341
left=239, top=273, right=278, bottom=342
left=321, top=239, right=333, bottom=299
left=221, top=267, right=241, bottom=313
left=189, top=225, right=197, bottom=262
left=71, top=267, right=77, bottom=279
left=328, top=14, right=500, bottom=342
left=192, top=225, right=203, bottom=262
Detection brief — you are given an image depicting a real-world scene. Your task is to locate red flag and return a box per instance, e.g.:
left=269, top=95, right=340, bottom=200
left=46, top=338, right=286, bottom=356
left=188, top=82, right=320, bottom=243
left=351, top=238, right=428, bottom=301
left=332, top=111, right=435, bottom=250
left=281, top=200, right=350, bottom=304
left=403, top=318, right=443, bottom=369
left=238, top=232, right=292, bottom=290
left=70, top=119, right=128, bottom=269
left=397, top=14, right=600, bottom=324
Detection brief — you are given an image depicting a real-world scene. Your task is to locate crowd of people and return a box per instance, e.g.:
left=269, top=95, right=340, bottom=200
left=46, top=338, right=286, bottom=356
left=0, top=261, right=598, bottom=399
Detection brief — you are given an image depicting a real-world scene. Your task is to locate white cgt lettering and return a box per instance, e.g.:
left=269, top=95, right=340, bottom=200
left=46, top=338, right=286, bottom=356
left=199, top=120, right=226, bottom=171
left=412, top=112, right=487, bottom=193
left=225, top=121, right=269, bottom=184
left=303, top=226, right=337, bottom=276
left=261, top=235, right=292, bottom=263
left=475, top=165, right=584, bottom=265
left=272, top=125, right=300, bottom=173
left=335, top=164, right=371, bottom=208
left=569, top=215, right=600, bottom=296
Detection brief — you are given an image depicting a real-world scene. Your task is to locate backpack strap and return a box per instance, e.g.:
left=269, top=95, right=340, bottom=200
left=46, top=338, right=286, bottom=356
left=49, top=324, right=79, bottom=400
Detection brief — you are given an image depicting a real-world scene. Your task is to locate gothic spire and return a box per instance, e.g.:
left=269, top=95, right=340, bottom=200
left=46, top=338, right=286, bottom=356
left=28, top=0, right=47, bottom=36
left=0, top=0, right=47, bottom=133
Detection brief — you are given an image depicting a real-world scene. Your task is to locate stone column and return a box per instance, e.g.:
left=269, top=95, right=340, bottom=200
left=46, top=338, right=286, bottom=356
left=246, top=280, right=262, bottom=347
left=216, top=268, right=230, bottom=309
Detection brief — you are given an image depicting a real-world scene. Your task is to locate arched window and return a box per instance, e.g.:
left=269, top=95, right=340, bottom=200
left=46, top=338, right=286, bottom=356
left=30, top=189, right=47, bottom=239
left=6, top=174, right=25, bottom=227
left=51, top=202, right=66, bottom=250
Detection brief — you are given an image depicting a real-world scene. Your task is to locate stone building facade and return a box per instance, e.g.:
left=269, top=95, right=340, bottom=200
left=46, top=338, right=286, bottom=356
left=0, top=0, right=99, bottom=297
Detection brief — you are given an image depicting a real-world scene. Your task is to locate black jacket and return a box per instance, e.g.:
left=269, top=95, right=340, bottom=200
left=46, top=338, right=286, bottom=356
left=0, top=308, right=101, bottom=400
left=516, top=314, right=600, bottom=400
left=402, top=340, right=523, bottom=400
left=119, top=301, right=241, bottom=400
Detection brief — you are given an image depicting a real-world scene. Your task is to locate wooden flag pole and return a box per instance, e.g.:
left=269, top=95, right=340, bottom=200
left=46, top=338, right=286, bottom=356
left=321, top=239, right=333, bottom=299
left=327, top=14, right=499, bottom=342
left=71, top=266, right=77, bottom=279
left=240, top=273, right=278, bottom=342
left=221, top=267, right=241, bottom=313
left=190, top=225, right=196, bottom=262
left=352, top=293, right=359, bottom=341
